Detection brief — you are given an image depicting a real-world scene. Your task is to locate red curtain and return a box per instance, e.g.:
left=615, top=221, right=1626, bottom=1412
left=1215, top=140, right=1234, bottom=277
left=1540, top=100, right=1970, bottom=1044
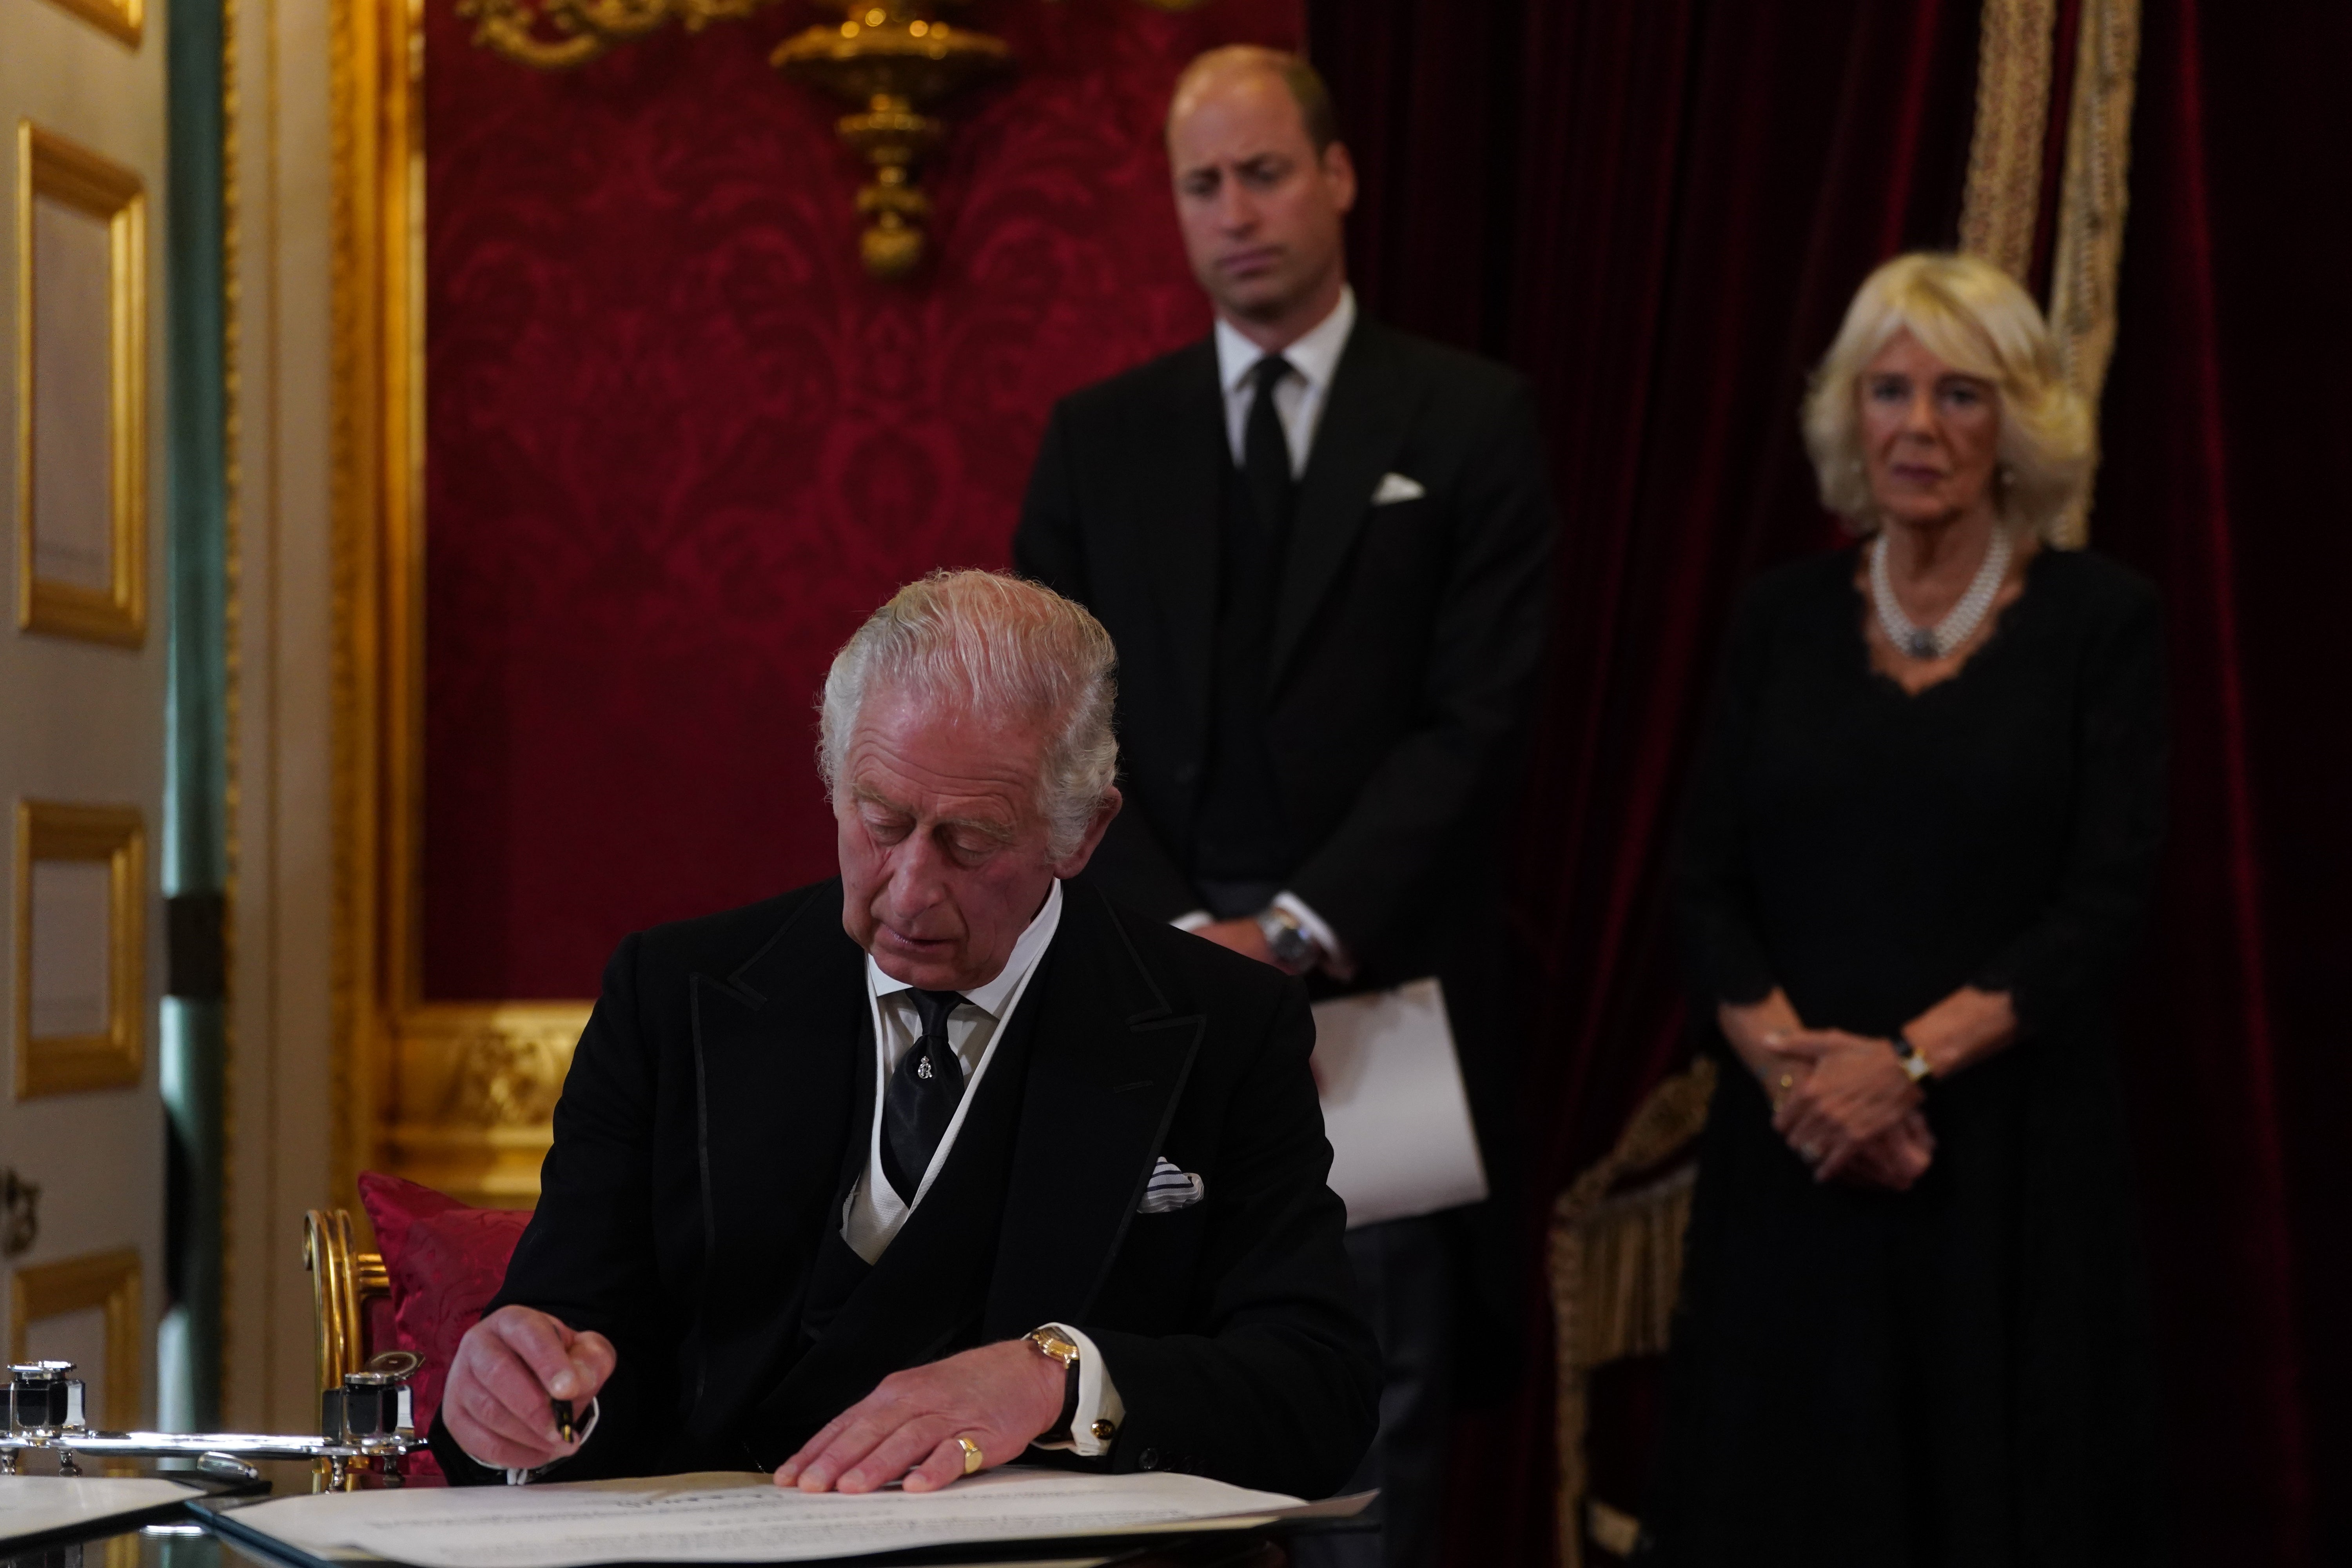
left=1316, top=2, right=2347, bottom=1564
left=1314, top=3, right=1980, bottom=1560
left=2089, top=4, right=2352, bottom=1561
left=420, top=0, right=1301, bottom=999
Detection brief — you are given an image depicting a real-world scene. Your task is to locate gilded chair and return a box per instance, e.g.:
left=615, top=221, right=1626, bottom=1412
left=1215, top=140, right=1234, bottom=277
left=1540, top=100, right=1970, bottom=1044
left=303, top=1176, right=534, bottom=1487
left=303, top=1207, right=397, bottom=1486
left=303, top=1207, right=392, bottom=1395
left=1548, top=1057, right=1717, bottom=1568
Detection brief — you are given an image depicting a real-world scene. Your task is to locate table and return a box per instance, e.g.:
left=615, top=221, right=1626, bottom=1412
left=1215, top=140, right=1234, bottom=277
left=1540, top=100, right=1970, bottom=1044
left=1, top=1515, right=1296, bottom=1568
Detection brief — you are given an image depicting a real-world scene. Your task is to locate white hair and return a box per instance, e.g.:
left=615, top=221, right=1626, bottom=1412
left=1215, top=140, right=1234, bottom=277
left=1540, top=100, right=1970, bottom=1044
left=818, top=570, right=1119, bottom=860
left=1803, top=251, right=2093, bottom=541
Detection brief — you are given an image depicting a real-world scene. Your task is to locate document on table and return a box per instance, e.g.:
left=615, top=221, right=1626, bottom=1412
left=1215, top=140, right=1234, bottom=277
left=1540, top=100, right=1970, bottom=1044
left=213, top=1468, right=1366, bottom=1568
left=0, top=1475, right=198, bottom=1545
left=1311, top=977, right=1489, bottom=1227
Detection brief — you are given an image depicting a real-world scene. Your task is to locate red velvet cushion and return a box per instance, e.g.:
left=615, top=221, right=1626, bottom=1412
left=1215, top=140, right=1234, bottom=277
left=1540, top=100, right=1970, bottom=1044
left=356, top=1172, right=531, bottom=1481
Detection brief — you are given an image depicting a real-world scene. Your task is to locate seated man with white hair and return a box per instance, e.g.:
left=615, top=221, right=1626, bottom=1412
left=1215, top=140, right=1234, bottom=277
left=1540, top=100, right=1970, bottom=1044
left=426, top=570, right=1380, bottom=1500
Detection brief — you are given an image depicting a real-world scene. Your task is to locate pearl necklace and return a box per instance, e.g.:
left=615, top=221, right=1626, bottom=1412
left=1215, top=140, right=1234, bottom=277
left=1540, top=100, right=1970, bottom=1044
left=1869, top=527, right=2012, bottom=661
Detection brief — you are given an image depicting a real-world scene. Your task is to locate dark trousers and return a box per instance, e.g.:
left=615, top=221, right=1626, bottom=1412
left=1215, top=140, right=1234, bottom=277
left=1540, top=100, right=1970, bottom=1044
left=1293, top=1213, right=1457, bottom=1568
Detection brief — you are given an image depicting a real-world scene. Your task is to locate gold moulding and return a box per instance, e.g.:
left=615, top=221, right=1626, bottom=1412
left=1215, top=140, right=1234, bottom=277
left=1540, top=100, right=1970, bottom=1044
left=773, top=4, right=1011, bottom=279
left=457, top=0, right=785, bottom=72
left=385, top=1005, right=589, bottom=1207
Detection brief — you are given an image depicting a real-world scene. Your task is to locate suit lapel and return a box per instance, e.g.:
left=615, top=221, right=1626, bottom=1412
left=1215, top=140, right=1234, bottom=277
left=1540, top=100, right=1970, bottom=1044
left=687, top=886, right=866, bottom=1444
left=1138, top=341, right=1228, bottom=742
left=985, top=886, right=1203, bottom=1336
left=1272, top=322, right=1417, bottom=686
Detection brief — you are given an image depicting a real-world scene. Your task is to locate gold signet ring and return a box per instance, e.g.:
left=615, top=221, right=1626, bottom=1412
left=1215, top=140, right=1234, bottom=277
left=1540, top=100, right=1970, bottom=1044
left=956, top=1435, right=983, bottom=1476
left=1778, top=1073, right=1795, bottom=1091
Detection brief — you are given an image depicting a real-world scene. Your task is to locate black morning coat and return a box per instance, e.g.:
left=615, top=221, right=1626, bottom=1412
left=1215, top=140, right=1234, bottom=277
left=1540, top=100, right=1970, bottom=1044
left=1013, top=318, right=1556, bottom=1341
left=426, top=878, right=1381, bottom=1500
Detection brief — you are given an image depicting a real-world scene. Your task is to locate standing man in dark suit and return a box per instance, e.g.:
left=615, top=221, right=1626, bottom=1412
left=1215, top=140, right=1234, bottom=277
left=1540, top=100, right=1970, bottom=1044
left=1013, top=47, right=1556, bottom=1568
left=428, top=571, right=1377, bottom=1499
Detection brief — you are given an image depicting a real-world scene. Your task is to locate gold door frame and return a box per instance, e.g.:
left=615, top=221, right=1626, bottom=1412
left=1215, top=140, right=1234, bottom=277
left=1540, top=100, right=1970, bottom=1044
left=9, top=1248, right=143, bottom=1426
left=16, top=122, right=149, bottom=648
left=13, top=800, right=147, bottom=1099
left=331, top=0, right=588, bottom=1214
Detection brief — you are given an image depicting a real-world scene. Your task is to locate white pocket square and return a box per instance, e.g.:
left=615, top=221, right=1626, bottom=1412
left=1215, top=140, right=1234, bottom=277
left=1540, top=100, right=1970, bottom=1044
left=1372, top=472, right=1426, bottom=505
left=1138, top=1157, right=1205, bottom=1214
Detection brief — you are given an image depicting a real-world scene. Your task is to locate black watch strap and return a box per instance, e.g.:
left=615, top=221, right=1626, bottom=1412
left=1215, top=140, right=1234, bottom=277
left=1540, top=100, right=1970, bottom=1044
left=1055, top=1357, right=1080, bottom=1438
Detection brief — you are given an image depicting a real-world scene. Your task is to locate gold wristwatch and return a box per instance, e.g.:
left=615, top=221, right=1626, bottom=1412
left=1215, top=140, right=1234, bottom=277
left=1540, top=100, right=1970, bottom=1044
left=1026, top=1327, right=1085, bottom=1441
left=1025, top=1326, right=1080, bottom=1371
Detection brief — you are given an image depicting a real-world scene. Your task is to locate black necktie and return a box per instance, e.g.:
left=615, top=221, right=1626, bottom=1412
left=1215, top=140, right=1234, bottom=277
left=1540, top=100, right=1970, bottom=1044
left=1244, top=354, right=1297, bottom=538
left=881, top=989, right=968, bottom=1203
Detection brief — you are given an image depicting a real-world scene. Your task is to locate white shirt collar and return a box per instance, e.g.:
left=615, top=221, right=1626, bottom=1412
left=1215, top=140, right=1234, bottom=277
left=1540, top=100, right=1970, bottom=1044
left=865, top=878, right=1063, bottom=1019
left=1214, top=285, right=1357, bottom=397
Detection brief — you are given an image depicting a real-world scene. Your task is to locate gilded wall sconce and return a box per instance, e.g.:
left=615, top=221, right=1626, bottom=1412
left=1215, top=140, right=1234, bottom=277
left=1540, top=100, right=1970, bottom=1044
left=774, top=4, right=1010, bottom=279
left=456, top=0, right=1212, bottom=278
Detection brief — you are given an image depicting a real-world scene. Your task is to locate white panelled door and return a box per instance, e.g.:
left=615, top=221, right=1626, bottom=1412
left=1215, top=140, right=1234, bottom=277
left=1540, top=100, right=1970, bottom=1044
left=0, top=0, right=171, bottom=1432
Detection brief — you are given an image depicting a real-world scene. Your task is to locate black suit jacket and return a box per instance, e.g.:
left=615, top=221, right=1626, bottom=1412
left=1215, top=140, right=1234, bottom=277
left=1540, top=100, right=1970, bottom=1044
left=427, top=879, right=1379, bottom=1499
left=1015, top=321, right=1554, bottom=1321
left=1013, top=317, right=1555, bottom=990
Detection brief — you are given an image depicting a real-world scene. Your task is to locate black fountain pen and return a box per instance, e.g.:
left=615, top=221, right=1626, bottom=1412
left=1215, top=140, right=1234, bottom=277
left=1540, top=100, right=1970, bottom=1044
left=552, top=1398, right=576, bottom=1445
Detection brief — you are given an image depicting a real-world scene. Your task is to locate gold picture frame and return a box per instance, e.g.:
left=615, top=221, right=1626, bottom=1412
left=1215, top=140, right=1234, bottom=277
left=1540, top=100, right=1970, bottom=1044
left=15, top=121, right=147, bottom=648
left=7, top=1247, right=142, bottom=1427
left=13, top=800, right=145, bottom=1099
left=37, top=0, right=145, bottom=48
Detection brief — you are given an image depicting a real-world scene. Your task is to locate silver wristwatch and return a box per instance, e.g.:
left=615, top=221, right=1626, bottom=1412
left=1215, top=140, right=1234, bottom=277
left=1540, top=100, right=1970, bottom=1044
left=1890, top=1031, right=1934, bottom=1086
left=1255, top=906, right=1321, bottom=973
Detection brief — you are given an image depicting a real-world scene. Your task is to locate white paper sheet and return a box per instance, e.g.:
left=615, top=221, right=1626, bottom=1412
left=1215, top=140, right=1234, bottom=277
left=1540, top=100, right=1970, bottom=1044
left=0, top=1475, right=196, bottom=1544
left=1310, top=977, right=1489, bottom=1227
left=220, top=1468, right=1338, bottom=1568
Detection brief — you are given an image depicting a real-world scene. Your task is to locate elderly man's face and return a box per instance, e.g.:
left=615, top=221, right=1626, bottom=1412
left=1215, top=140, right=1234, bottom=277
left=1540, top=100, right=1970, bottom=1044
left=837, top=690, right=1116, bottom=992
left=1168, top=67, right=1354, bottom=328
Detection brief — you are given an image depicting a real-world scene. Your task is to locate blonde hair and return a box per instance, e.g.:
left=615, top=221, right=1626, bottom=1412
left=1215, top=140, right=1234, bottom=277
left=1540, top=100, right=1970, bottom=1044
left=819, top=571, right=1119, bottom=860
left=1802, top=252, right=2091, bottom=539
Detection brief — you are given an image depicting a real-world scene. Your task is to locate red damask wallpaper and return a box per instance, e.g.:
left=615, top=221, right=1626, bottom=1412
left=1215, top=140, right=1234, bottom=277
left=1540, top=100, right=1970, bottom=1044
left=421, top=0, right=1303, bottom=998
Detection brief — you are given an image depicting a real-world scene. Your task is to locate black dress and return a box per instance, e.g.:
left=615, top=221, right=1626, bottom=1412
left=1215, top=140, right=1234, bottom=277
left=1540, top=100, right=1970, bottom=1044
left=1648, top=545, right=2167, bottom=1566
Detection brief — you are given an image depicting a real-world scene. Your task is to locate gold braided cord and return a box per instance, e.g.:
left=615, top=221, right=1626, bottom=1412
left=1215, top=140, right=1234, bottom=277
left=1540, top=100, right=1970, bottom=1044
left=1960, top=0, right=2059, bottom=282
left=2047, top=0, right=2143, bottom=547
left=1547, top=1060, right=1716, bottom=1568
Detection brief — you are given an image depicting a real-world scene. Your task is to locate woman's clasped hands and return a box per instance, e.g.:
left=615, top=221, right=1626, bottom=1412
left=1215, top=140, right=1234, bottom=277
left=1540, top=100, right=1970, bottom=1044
left=1764, top=1029, right=1934, bottom=1190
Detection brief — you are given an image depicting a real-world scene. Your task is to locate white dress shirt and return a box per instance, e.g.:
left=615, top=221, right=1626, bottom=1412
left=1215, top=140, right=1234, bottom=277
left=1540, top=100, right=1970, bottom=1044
left=1212, top=285, right=1357, bottom=477
left=850, top=879, right=1123, bottom=1459
left=1180, top=290, right=1360, bottom=971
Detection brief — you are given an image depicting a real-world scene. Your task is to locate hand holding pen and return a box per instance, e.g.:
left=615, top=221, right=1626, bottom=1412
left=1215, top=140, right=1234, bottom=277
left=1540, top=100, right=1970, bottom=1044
left=441, top=1304, right=616, bottom=1472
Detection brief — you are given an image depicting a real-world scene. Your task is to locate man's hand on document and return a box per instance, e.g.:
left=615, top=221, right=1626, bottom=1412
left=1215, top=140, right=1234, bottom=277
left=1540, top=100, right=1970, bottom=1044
left=775, top=1338, right=1067, bottom=1495
left=442, top=1305, right=617, bottom=1471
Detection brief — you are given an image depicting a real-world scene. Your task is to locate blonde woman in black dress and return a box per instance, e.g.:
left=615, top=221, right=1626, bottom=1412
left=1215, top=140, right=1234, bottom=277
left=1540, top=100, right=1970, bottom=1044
left=1652, top=253, right=2166, bottom=1564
